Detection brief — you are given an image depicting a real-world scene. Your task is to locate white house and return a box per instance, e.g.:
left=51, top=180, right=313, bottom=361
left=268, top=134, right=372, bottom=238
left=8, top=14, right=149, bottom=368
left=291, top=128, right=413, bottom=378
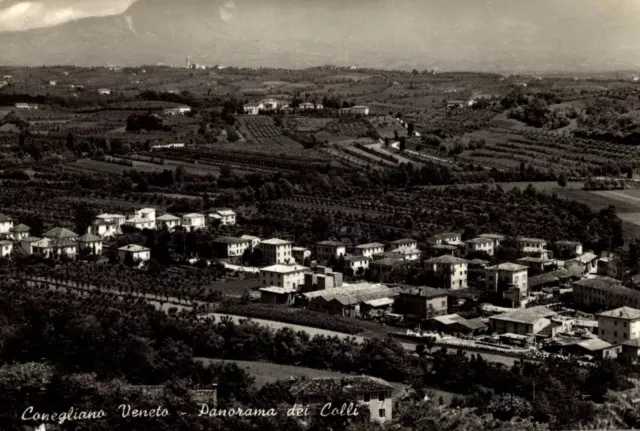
left=181, top=213, right=206, bottom=232
left=479, top=233, right=506, bottom=248
left=339, top=105, right=370, bottom=116
left=9, top=223, right=30, bottom=241
left=430, top=233, right=462, bottom=246
left=15, top=103, right=38, bottom=110
left=555, top=240, right=583, bottom=257
left=125, top=208, right=156, bottom=230
left=485, top=263, right=529, bottom=306
left=260, top=99, right=279, bottom=111
left=97, top=88, right=111, bottom=95
left=354, top=243, right=385, bottom=259
left=32, top=237, right=77, bottom=259
left=390, top=238, right=418, bottom=250
left=292, top=246, right=311, bottom=264
left=291, top=376, right=394, bottom=423
left=156, top=214, right=182, bottom=231
left=259, top=264, right=309, bottom=290
left=425, top=255, right=469, bottom=290
left=345, top=255, right=371, bottom=273
left=597, top=307, right=640, bottom=345
left=243, top=103, right=262, bottom=115
left=517, top=237, right=550, bottom=259
left=118, top=244, right=151, bottom=263
left=209, top=208, right=236, bottom=226
left=465, top=237, right=495, bottom=256
left=390, top=247, right=421, bottom=261
left=91, top=214, right=126, bottom=238
left=259, top=238, right=293, bottom=265
left=239, top=235, right=261, bottom=249
left=213, top=237, right=252, bottom=258
left=316, top=241, right=346, bottom=261
left=77, top=233, right=103, bottom=255
left=163, top=106, right=191, bottom=115
left=0, top=213, right=13, bottom=234
left=0, top=240, right=12, bottom=258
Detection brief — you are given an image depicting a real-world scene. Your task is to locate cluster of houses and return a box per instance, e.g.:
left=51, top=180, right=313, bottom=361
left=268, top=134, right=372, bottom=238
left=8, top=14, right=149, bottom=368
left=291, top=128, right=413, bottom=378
left=0, top=208, right=236, bottom=264
left=242, top=99, right=327, bottom=115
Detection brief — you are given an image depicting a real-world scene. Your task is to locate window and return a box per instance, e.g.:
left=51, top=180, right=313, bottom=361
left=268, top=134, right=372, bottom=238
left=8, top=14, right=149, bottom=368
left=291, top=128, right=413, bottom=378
left=624, top=322, right=628, bottom=328
left=624, top=333, right=628, bottom=338
left=441, top=301, right=446, bottom=307
left=364, top=393, right=370, bottom=403
left=614, top=321, right=618, bottom=326
left=379, top=409, right=386, bottom=418
left=614, top=331, right=618, bottom=337
left=379, top=392, right=385, bottom=401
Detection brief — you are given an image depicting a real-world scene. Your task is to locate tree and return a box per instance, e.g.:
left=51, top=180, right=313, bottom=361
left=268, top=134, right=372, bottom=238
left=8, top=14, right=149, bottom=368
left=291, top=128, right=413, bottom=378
left=557, top=173, right=567, bottom=188
left=399, top=137, right=407, bottom=152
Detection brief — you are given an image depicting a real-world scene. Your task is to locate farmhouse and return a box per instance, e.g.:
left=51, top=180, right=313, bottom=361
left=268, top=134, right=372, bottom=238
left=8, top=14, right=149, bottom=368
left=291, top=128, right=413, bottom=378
left=32, top=230, right=78, bottom=259
left=290, top=376, right=394, bottom=422
left=338, top=105, right=370, bottom=116
left=395, top=286, right=449, bottom=319
left=212, top=237, right=251, bottom=258
left=315, top=241, right=346, bottom=261
left=292, top=246, right=311, bottom=263
left=0, top=213, right=13, bottom=234
left=181, top=213, right=206, bottom=232
left=209, top=208, right=236, bottom=226
left=97, top=88, right=111, bottom=95
left=596, top=307, right=640, bottom=345
left=260, top=99, right=279, bottom=111
left=354, top=243, right=385, bottom=258
left=488, top=306, right=557, bottom=336
left=125, top=208, right=156, bottom=230
left=425, top=255, right=468, bottom=290
left=0, top=240, right=12, bottom=258
left=259, top=264, right=308, bottom=290
left=77, top=233, right=103, bottom=256
left=485, top=262, right=529, bottom=305
left=464, top=237, right=494, bottom=256
left=259, top=238, right=293, bottom=265
left=8, top=223, right=30, bottom=241
left=156, top=214, right=182, bottom=231
left=118, top=244, right=151, bottom=263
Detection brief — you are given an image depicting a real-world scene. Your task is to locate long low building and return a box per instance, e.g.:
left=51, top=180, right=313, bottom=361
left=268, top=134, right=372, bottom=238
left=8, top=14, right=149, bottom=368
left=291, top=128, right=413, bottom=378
left=305, top=283, right=401, bottom=317
left=488, top=306, right=557, bottom=336
left=572, top=277, right=638, bottom=310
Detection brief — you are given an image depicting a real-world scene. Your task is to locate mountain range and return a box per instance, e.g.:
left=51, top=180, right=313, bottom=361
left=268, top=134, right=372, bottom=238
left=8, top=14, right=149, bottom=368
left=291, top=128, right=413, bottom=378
left=0, top=0, right=639, bottom=72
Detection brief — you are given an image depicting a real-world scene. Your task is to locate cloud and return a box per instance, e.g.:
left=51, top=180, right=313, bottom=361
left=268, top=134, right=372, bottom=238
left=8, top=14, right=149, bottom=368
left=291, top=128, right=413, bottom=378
left=0, top=0, right=138, bottom=31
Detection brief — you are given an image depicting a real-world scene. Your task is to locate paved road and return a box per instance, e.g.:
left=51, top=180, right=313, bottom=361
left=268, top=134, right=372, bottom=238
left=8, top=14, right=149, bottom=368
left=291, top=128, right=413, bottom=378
left=202, top=313, right=523, bottom=366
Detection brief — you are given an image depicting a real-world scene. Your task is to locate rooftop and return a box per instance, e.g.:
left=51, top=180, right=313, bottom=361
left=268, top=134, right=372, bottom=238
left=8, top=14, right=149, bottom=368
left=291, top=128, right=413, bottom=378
left=431, top=313, right=487, bottom=330
left=345, top=255, right=371, bottom=262
left=0, top=240, right=12, bottom=246
left=517, top=257, right=554, bottom=264
left=569, top=252, right=598, bottom=264
left=290, top=376, right=393, bottom=397
left=355, top=242, right=385, bottom=249
left=597, top=307, right=640, bottom=320
left=261, top=264, right=308, bottom=273
left=466, top=237, right=494, bottom=244
left=426, top=255, right=468, bottom=264
left=528, top=269, right=574, bottom=288
left=489, top=306, right=556, bottom=325
left=0, top=213, right=12, bottom=222
left=259, top=286, right=297, bottom=295
left=306, top=285, right=401, bottom=305
left=431, top=232, right=461, bottom=240
left=486, top=262, right=528, bottom=272
left=517, top=237, right=547, bottom=244
left=401, top=286, right=449, bottom=298
left=555, top=240, right=582, bottom=247
left=317, top=241, right=345, bottom=247
left=156, top=214, right=181, bottom=221
left=480, top=234, right=506, bottom=240
left=370, top=257, right=404, bottom=267
left=390, top=247, right=421, bottom=255
left=575, top=338, right=613, bottom=352
left=391, top=238, right=417, bottom=245
left=260, top=238, right=292, bottom=246
left=77, top=233, right=102, bottom=242
left=118, top=244, right=150, bottom=252
left=213, top=236, right=247, bottom=245
left=10, top=223, right=30, bottom=232
left=43, top=227, right=78, bottom=240
left=183, top=213, right=205, bottom=218
left=573, top=276, right=622, bottom=289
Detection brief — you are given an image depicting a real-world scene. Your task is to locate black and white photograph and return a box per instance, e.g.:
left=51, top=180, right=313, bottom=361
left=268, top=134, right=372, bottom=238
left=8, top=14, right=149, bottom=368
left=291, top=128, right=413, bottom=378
left=0, top=0, right=639, bottom=430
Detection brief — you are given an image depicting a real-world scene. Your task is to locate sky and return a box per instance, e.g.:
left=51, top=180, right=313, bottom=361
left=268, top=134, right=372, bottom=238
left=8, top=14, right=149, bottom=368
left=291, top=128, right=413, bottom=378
left=0, top=0, right=639, bottom=71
